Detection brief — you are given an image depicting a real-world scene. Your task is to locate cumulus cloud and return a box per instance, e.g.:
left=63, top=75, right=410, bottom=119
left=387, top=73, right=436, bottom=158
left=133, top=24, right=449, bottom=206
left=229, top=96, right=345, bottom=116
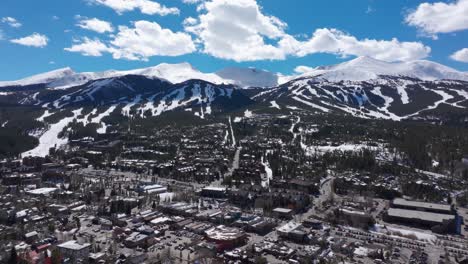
left=65, top=37, right=113, bottom=56
left=110, top=21, right=196, bottom=60
left=183, top=17, right=198, bottom=27
left=279, top=28, right=431, bottom=62
left=405, top=0, right=468, bottom=38
left=1, top=17, right=22, bottom=28
left=450, top=48, right=468, bottom=63
left=185, top=0, right=287, bottom=62
left=76, top=16, right=114, bottom=33
left=89, top=0, right=179, bottom=15
left=10, top=33, right=48, bottom=47
left=185, top=0, right=431, bottom=62
left=65, top=21, right=195, bottom=61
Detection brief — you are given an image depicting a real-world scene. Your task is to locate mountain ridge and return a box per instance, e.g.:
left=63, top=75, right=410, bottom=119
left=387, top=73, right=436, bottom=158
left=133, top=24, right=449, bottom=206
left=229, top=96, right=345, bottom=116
left=2, top=57, right=468, bottom=91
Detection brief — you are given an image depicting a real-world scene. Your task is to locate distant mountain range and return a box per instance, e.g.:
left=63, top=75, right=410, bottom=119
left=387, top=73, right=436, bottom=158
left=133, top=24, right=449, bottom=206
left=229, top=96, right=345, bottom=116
left=0, top=56, right=467, bottom=124
left=0, top=62, right=280, bottom=89
left=2, top=56, right=468, bottom=157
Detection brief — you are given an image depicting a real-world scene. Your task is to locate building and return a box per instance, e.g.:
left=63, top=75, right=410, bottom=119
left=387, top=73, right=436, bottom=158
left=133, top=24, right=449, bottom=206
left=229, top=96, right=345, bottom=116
left=205, top=225, right=247, bottom=251
left=137, top=184, right=167, bottom=194
left=385, top=198, right=460, bottom=233
left=124, top=232, right=149, bottom=248
left=57, top=240, right=91, bottom=263
left=277, top=222, right=307, bottom=243
left=391, top=198, right=453, bottom=214
left=201, top=187, right=227, bottom=198
left=25, top=187, right=58, bottom=196
left=272, top=208, right=294, bottom=219
left=302, top=219, right=323, bottom=230
left=384, top=208, right=458, bottom=233
left=337, top=208, right=374, bottom=229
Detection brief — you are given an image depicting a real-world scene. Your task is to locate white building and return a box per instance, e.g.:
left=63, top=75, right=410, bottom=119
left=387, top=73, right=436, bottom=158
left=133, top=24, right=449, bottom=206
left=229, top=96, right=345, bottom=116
left=57, top=240, right=91, bottom=263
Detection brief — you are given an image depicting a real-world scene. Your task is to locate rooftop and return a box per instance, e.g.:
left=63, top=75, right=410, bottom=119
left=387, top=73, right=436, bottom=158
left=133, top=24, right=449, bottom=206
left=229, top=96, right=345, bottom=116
left=393, top=198, right=452, bottom=212
left=205, top=225, right=244, bottom=241
left=277, top=221, right=302, bottom=233
left=202, top=186, right=227, bottom=192
left=26, top=187, right=58, bottom=195
left=387, top=208, right=455, bottom=223
left=273, top=208, right=293, bottom=214
left=58, top=240, right=91, bottom=251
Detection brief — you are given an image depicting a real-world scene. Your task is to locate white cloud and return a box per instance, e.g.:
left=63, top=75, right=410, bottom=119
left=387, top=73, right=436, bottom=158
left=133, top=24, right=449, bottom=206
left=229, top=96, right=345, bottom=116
left=1, top=17, right=22, bottom=28
left=110, top=20, right=196, bottom=60
left=186, top=0, right=431, bottom=62
left=0, top=28, right=4, bottom=40
left=65, top=21, right=195, bottom=60
left=279, top=28, right=431, bottom=62
left=65, top=37, right=113, bottom=56
left=405, top=0, right=468, bottom=38
left=185, top=0, right=287, bottom=62
left=183, top=17, right=198, bottom=27
left=76, top=17, right=114, bottom=33
left=10, top=33, right=48, bottom=47
left=90, top=0, right=179, bottom=15
left=450, top=48, right=468, bottom=62
left=294, top=65, right=314, bottom=74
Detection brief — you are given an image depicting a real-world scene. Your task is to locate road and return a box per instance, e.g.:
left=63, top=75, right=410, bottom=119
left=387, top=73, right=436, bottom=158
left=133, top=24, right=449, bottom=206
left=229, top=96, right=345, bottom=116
left=211, top=147, right=241, bottom=187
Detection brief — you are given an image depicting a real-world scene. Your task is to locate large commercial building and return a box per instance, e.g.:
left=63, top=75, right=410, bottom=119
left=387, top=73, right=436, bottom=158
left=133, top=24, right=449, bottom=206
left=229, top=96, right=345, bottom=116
left=385, top=198, right=460, bottom=234
left=391, top=198, right=453, bottom=214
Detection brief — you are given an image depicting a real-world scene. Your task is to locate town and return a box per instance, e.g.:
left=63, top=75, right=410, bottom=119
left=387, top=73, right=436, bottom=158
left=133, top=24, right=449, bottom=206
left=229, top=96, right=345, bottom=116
left=1, top=111, right=468, bottom=264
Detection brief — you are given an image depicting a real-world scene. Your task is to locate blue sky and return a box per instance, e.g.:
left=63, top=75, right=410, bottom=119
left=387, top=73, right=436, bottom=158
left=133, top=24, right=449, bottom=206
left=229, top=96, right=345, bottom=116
left=0, top=0, right=467, bottom=80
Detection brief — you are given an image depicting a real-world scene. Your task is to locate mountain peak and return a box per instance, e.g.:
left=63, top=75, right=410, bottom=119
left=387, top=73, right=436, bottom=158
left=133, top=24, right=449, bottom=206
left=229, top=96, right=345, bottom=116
left=0, top=67, right=76, bottom=87
left=296, top=56, right=468, bottom=82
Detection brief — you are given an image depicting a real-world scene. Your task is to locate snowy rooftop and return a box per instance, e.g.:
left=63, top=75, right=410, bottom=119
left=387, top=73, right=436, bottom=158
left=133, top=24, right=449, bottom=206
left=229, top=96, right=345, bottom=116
left=387, top=208, right=455, bottom=223
left=393, top=198, right=451, bottom=212
left=58, top=240, right=91, bottom=251
left=26, top=187, right=58, bottom=195
left=205, top=225, right=244, bottom=241
left=272, top=208, right=293, bottom=214
left=150, top=216, right=171, bottom=225
left=277, top=221, right=302, bottom=233
left=202, top=186, right=226, bottom=192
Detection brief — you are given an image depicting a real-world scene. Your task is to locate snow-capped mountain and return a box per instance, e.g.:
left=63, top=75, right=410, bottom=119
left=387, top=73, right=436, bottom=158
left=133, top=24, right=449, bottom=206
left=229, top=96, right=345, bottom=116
left=253, top=75, right=468, bottom=121
left=0, top=63, right=281, bottom=90
left=0, top=57, right=467, bottom=125
left=295, top=56, right=468, bottom=82
left=0, top=67, right=76, bottom=87
left=2, top=57, right=467, bottom=91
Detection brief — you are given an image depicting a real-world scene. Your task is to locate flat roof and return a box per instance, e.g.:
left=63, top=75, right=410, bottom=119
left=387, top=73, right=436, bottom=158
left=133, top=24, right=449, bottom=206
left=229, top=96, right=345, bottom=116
left=273, top=208, right=293, bottom=213
left=205, top=225, right=244, bottom=241
left=58, top=240, right=91, bottom=251
left=26, top=188, right=58, bottom=195
left=142, top=184, right=164, bottom=190
left=387, top=208, right=455, bottom=223
left=277, top=221, right=302, bottom=233
left=393, top=198, right=451, bottom=212
left=202, top=186, right=226, bottom=192
left=150, top=216, right=171, bottom=225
